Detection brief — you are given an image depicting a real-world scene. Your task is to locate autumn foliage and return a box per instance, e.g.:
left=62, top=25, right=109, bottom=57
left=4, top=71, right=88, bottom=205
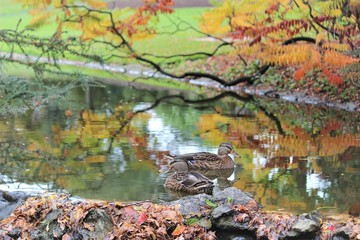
left=201, top=0, right=359, bottom=86
left=17, top=0, right=173, bottom=41
left=12, top=0, right=360, bottom=90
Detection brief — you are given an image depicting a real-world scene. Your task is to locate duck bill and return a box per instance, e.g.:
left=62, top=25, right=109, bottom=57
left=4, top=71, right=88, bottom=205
left=232, top=150, right=240, bottom=158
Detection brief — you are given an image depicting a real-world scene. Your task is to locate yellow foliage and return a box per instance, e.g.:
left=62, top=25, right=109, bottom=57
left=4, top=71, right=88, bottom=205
left=237, top=41, right=358, bottom=70
left=322, top=42, right=351, bottom=51
left=200, top=9, right=230, bottom=35
left=324, top=50, right=359, bottom=67
left=16, top=0, right=51, bottom=8
left=28, top=10, right=52, bottom=26
left=316, top=32, right=327, bottom=45
left=316, top=0, right=344, bottom=17
left=82, top=110, right=107, bottom=122
left=85, top=155, right=107, bottom=164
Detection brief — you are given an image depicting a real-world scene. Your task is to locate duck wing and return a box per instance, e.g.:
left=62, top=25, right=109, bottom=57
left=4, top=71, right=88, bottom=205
left=173, top=152, right=221, bottom=169
left=165, top=172, right=213, bottom=194
left=181, top=172, right=213, bottom=194
left=181, top=172, right=212, bottom=185
left=175, top=152, right=220, bottom=162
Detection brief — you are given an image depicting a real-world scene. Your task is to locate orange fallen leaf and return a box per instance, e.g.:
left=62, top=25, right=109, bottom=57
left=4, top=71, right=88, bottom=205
left=171, top=224, right=185, bottom=236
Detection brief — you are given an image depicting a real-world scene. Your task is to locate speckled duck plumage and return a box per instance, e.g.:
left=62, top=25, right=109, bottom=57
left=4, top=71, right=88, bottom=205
left=167, top=142, right=239, bottom=170
left=164, top=171, right=214, bottom=194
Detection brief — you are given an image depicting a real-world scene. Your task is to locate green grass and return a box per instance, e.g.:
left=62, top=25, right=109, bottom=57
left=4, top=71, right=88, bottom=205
left=0, top=1, right=227, bottom=82
left=0, top=2, right=220, bottom=57
left=1, top=61, right=203, bottom=92
left=134, top=8, right=223, bottom=56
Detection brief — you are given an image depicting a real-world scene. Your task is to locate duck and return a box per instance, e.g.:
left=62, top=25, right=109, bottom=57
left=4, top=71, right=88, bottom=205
left=166, top=142, right=239, bottom=170
left=164, top=171, right=214, bottom=195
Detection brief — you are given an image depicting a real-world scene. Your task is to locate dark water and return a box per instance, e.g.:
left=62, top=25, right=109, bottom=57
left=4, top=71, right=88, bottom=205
left=0, top=83, right=359, bottom=217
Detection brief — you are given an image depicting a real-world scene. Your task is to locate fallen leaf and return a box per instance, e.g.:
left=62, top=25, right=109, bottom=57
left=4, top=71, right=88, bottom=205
left=84, top=222, right=95, bottom=231
left=124, top=206, right=137, bottom=217
left=186, top=218, right=199, bottom=226
left=137, top=211, right=147, bottom=224
left=172, top=224, right=186, bottom=236
left=62, top=233, right=72, bottom=240
left=162, top=209, right=178, bottom=220
left=234, top=204, right=248, bottom=212
left=235, top=213, right=249, bottom=222
left=328, top=225, right=335, bottom=231
left=245, top=200, right=258, bottom=211
left=205, top=199, right=217, bottom=208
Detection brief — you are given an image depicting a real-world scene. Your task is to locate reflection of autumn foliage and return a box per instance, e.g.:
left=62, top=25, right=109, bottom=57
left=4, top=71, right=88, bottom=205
left=21, top=107, right=163, bottom=190
left=196, top=106, right=359, bottom=213
left=261, top=133, right=360, bottom=158
left=197, top=111, right=359, bottom=158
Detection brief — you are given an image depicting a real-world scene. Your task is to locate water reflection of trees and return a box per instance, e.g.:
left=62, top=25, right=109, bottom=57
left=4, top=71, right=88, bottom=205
left=0, top=85, right=359, bottom=212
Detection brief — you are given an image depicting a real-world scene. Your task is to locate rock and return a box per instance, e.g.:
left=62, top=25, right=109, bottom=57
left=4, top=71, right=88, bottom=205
left=167, top=187, right=261, bottom=217
left=216, top=230, right=256, bottom=240
left=80, top=208, right=113, bottom=239
left=30, top=209, right=67, bottom=240
left=332, top=226, right=352, bottom=239
left=213, top=214, right=250, bottom=231
left=4, top=228, right=21, bottom=239
left=212, top=187, right=262, bottom=210
left=0, top=190, right=29, bottom=220
left=30, top=208, right=113, bottom=240
left=166, top=193, right=210, bottom=216
left=287, top=213, right=321, bottom=238
left=198, top=218, right=212, bottom=229
left=166, top=187, right=260, bottom=233
left=211, top=204, right=233, bottom=219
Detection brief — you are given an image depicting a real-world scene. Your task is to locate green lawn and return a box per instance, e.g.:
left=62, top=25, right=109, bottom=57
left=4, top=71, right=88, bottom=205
left=0, top=0, right=227, bottom=82
left=0, top=1, right=220, bottom=58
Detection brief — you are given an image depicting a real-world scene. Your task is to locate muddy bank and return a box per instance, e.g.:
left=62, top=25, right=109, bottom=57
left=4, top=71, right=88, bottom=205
left=1, top=188, right=359, bottom=239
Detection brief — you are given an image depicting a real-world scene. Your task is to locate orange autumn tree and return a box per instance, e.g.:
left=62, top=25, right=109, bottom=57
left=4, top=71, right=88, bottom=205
left=200, top=0, right=360, bottom=86
left=7, top=0, right=360, bottom=89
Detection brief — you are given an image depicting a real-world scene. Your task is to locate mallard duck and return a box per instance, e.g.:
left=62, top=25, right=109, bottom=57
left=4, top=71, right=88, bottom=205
left=164, top=171, right=214, bottom=194
left=167, top=142, right=239, bottom=170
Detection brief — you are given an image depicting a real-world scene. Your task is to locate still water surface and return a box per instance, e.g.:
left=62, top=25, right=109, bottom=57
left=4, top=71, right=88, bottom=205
left=0, top=83, right=359, bottom=216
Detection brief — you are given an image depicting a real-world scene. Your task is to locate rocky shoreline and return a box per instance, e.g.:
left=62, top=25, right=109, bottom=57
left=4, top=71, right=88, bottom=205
left=1, top=188, right=359, bottom=239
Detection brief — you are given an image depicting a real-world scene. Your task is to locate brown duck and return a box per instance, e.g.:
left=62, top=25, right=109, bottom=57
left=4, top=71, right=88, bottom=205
left=164, top=171, right=214, bottom=194
left=166, top=142, right=239, bottom=170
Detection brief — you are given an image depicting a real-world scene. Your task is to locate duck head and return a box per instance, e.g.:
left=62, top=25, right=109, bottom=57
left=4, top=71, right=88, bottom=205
left=168, top=159, right=189, bottom=172
left=218, top=142, right=239, bottom=158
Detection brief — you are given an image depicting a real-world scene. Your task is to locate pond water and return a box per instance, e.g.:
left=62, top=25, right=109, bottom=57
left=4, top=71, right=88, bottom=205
left=0, top=82, right=359, bottom=217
